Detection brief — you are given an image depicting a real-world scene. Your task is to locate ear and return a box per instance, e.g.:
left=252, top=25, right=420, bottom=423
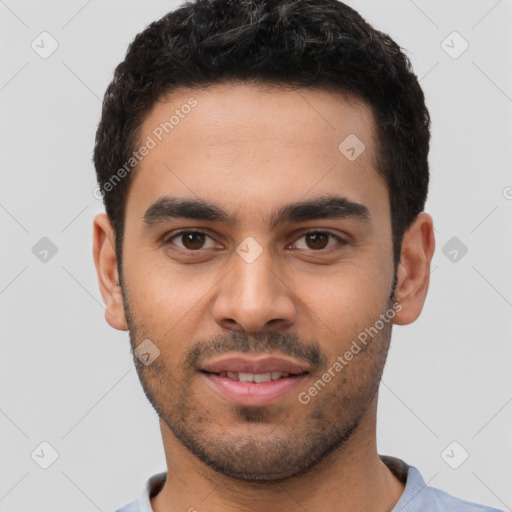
left=92, top=213, right=128, bottom=331
left=393, top=213, right=435, bottom=325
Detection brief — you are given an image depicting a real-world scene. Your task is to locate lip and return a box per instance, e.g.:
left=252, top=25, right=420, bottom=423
left=202, top=372, right=308, bottom=406
left=200, top=354, right=310, bottom=375
left=199, top=354, right=310, bottom=406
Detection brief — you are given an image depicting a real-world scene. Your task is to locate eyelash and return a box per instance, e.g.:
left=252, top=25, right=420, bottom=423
left=163, top=229, right=347, bottom=254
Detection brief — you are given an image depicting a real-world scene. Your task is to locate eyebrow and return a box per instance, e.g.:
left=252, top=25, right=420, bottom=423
left=142, top=194, right=370, bottom=229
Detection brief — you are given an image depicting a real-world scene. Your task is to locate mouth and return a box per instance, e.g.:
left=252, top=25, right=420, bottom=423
left=199, top=354, right=310, bottom=376
left=199, top=355, right=310, bottom=406
left=200, top=370, right=307, bottom=383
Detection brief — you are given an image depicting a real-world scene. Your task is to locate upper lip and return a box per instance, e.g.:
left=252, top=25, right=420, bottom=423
left=200, top=355, right=310, bottom=375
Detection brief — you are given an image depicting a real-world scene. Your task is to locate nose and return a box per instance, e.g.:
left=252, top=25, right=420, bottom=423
left=211, top=248, right=297, bottom=333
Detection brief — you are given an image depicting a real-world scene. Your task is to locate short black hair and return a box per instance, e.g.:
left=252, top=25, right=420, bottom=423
left=93, top=0, right=430, bottom=273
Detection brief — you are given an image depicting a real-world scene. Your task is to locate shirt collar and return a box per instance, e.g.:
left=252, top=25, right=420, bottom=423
left=135, top=458, right=422, bottom=511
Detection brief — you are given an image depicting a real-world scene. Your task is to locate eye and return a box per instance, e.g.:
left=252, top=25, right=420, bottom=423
left=165, top=230, right=218, bottom=251
left=163, top=229, right=346, bottom=254
left=291, top=231, right=346, bottom=251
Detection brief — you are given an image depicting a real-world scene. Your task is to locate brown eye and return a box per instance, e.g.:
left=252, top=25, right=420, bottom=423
left=305, top=232, right=329, bottom=249
left=292, top=231, right=344, bottom=251
left=181, top=232, right=206, bottom=250
left=166, top=231, right=216, bottom=251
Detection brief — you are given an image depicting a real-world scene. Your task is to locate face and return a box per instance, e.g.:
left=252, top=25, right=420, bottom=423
left=95, top=82, right=423, bottom=482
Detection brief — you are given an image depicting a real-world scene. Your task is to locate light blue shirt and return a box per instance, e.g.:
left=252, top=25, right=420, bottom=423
left=115, top=457, right=503, bottom=512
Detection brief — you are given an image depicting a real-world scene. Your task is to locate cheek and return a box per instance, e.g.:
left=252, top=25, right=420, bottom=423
left=124, top=259, right=223, bottom=372
left=306, top=257, right=389, bottom=300
left=128, top=255, right=211, bottom=314
left=291, top=261, right=391, bottom=346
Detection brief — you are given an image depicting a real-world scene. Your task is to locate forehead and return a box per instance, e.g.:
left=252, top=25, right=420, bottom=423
left=126, top=82, right=387, bottom=226
left=141, top=82, right=378, bottom=159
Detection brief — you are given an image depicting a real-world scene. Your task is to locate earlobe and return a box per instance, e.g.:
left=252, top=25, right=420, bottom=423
left=105, top=283, right=129, bottom=331
left=92, top=213, right=129, bottom=331
left=392, top=213, right=435, bottom=326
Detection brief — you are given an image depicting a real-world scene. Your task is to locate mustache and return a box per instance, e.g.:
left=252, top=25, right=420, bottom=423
left=185, top=331, right=327, bottom=372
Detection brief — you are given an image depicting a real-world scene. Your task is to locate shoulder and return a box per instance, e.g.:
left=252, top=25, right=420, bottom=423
left=381, top=456, right=504, bottom=512
left=419, top=484, right=503, bottom=512
left=115, top=503, right=139, bottom=512
left=114, top=472, right=167, bottom=512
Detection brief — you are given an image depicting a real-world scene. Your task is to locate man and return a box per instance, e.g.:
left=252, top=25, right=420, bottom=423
left=92, top=0, right=501, bottom=510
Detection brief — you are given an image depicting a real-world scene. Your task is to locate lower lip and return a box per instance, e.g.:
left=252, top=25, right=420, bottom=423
left=202, top=372, right=308, bottom=406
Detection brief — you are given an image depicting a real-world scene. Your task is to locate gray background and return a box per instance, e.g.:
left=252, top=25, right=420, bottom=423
left=1, top=0, right=511, bottom=510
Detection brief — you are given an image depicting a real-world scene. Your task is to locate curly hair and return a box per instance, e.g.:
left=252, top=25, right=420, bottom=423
left=93, top=0, right=430, bottom=269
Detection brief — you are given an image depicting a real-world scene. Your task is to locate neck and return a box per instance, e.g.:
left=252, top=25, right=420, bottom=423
left=151, top=395, right=404, bottom=512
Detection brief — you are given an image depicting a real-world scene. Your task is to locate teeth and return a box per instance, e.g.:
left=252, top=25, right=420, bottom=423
left=253, top=373, right=272, bottom=383
left=219, top=371, right=291, bottom=382
left=238, top=372, right=254, bottom=383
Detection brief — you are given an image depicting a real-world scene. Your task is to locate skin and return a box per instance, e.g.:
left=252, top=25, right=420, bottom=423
left=93, top=82, right=435, bottom=512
